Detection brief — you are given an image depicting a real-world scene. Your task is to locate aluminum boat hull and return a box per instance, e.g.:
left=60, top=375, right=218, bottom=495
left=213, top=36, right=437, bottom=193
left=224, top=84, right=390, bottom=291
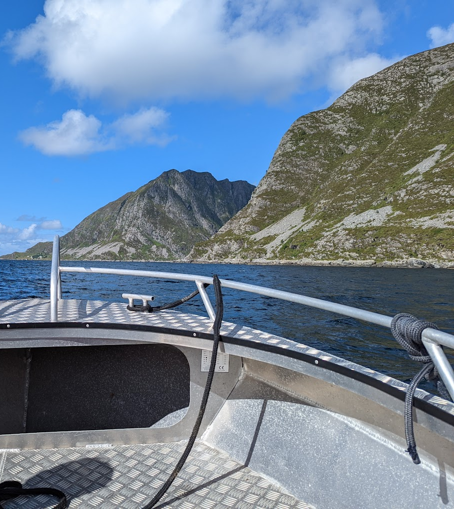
left=0, top=298, right=452, bottom=508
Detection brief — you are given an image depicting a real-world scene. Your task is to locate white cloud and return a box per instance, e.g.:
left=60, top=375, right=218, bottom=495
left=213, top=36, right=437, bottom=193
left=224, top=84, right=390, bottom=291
left=0, top=223, right=19, bottom=235
left=0, top=219, right=64, bottom=255
left=17, top=214, right=47, bottom=222
left=40, top=220, right=63, bottom=230
left=328, top=53, right=401, bottom=93
left=0, top=237, right=51, bottom=256
left=7, top=0, right=386, bottom=102
left=112, top=107, right=172, bottom=146
left=19, top=110, right=110, bottom=156
left=19, top=224, right=38, bottom=240
left=19, top=107, right=170, bottom=156
left=427, top=23, right=454, bottom=48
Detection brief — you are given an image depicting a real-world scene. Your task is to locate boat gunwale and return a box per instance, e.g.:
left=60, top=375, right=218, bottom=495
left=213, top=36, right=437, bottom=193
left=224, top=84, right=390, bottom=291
left=1, top=315, right=453, bottom=428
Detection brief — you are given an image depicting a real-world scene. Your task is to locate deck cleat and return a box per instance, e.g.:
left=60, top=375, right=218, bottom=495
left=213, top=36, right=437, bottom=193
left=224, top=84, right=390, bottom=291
left=122, top=293, right=154, bottom=312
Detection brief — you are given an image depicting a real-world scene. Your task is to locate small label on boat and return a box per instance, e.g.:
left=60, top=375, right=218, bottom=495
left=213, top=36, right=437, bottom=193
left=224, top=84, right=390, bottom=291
left=201, top=350, right=230, bottom=372
left=85, top=443, right=113, bottom=449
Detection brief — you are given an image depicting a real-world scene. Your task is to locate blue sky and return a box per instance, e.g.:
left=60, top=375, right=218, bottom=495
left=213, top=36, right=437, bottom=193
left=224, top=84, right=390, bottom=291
left=1, top=0, right=453, bottom=255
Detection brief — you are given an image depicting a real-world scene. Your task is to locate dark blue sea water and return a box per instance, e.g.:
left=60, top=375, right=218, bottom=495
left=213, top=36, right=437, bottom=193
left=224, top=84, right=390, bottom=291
left=0, top=260, right=453, bottom=389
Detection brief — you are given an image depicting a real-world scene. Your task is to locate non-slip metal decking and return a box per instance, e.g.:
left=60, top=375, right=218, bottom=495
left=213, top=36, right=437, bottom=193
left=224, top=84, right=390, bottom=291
left=0, top=441, right=314, bottom=508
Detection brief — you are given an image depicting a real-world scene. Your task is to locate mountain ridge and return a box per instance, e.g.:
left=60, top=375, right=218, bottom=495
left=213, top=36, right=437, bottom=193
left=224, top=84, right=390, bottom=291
left=2, top=169, right=254, bottom=261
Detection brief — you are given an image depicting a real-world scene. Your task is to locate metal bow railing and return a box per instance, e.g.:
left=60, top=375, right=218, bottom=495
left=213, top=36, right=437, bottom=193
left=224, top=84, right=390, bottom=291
left=50, top=236, right=454, bottom=400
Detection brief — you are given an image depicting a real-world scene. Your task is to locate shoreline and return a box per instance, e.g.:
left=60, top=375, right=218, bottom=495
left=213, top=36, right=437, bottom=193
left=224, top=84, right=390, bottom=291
left=2, top=256, right=453, bottom=269
left=185, top=257, right=454, bottom=269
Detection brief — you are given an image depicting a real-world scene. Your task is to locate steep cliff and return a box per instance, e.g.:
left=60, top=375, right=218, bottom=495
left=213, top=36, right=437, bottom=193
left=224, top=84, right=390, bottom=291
left=190, top=43, right=454, bottom=267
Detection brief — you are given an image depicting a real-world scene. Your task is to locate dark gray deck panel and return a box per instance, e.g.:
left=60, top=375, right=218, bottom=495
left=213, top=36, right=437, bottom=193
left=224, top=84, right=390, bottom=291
left=26, top=344, right=190, bottom=433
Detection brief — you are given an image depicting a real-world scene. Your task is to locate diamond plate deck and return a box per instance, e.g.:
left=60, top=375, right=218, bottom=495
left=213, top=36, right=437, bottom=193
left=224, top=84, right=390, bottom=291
left=0, top=441, right=313, bottom=508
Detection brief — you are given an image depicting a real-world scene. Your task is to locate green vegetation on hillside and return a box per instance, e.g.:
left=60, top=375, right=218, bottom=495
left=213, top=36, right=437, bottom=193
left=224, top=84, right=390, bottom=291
left=191, top=44, right=454, bottom=266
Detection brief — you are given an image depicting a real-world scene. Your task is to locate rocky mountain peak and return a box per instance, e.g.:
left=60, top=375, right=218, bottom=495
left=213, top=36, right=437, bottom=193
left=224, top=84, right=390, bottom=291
left=4, top=170, right=254, bottom=261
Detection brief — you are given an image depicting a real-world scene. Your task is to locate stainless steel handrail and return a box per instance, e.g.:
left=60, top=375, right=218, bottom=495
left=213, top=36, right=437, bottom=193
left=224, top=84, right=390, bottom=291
left=50, top=236, right=454, bottom=400
left=50, top=235, right=61, bottom=322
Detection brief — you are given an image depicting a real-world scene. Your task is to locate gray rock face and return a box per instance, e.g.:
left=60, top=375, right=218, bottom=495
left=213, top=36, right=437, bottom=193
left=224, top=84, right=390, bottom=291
left=191, top=43, right=454, bottom=267
left=39, top=170, right=253, bottom=261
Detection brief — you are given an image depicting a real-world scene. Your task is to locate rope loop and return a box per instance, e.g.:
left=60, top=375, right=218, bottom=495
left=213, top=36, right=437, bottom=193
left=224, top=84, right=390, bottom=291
left=390, top=312, right=442, bottom=465
left=391, top=313, right=439, bottom=378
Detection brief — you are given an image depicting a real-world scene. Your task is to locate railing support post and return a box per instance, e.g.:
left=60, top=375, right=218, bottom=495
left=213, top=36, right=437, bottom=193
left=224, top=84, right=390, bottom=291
left=423, top=333, right=454, bottom=401
left=50, top=235, right=60, bottom=322
left=196, top=280, right=216, bottom=322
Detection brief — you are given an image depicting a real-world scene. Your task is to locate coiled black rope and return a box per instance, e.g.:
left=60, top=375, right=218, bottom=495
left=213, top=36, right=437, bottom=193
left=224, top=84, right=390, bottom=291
left=390, top=312, right=446, bottom=464
left=0, top=480, right=67, bottom=508
left=141, top=275, right=223, bottom=508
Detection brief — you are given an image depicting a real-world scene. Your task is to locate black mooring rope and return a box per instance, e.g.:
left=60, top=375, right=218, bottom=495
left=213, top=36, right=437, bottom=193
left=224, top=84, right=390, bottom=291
left=0, top=480, right=67, bottom=508
left=390, top=313, right=449, bottom=464
left=141, top=275, right=224, bottom=509
left=127, top=284, right=209, bottom=313
left=149, top=284, right=210, bottom=312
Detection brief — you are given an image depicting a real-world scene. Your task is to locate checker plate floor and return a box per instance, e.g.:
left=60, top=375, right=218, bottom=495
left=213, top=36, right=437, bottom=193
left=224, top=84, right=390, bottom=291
left=0, top=441, right=314, bottom=508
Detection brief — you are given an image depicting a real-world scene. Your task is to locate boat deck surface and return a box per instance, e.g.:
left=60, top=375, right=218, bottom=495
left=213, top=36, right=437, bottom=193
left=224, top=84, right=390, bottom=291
left=1, top=301, right=454, bottom=507
left=0, top=440, right=313, bottom=508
